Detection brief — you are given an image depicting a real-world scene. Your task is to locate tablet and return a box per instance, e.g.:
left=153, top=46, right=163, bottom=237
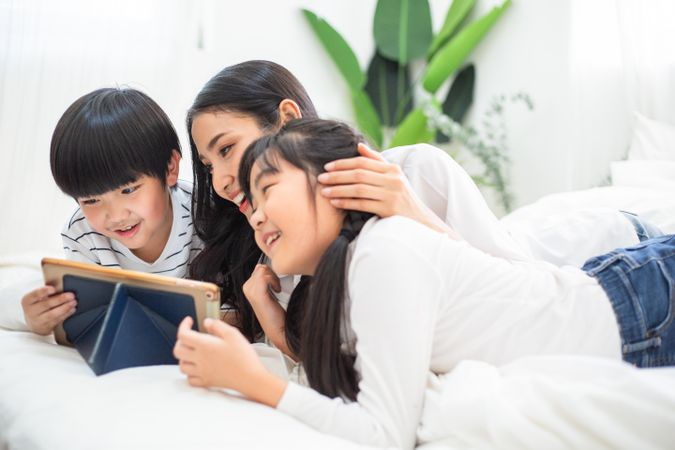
left=42, top=257, right=221, bottom=346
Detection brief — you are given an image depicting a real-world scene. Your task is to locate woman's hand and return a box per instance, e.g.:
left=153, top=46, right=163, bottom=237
left=242, top=265, right=296, bottom=360
left=173, top=316, right=287, bottom=407
left=318, top=143, right=458, bottom=237
left=21, top=286, right=77, bottom=335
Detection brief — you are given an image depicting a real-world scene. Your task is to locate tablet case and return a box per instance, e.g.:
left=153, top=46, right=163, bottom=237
left=62, top=275, right=197, bottom=376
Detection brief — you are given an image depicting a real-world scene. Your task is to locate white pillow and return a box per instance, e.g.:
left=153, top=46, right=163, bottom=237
left=0, top=269, right=41, bottom=331
left=628, top=112, right=675, bottom=161
left=611, top=160, right=675, bottom=189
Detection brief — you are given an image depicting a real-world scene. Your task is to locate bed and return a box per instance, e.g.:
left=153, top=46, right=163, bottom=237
left=2, top=160, right=675, bottom=449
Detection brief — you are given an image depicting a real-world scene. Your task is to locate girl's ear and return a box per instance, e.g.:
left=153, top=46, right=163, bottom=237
left=278, top=99, right=302, bottom=126
left=165, top=149, right=181, bottom=187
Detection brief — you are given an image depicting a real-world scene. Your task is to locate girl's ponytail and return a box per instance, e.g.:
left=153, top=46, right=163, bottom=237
left=301, top=211, right=372, bottom=401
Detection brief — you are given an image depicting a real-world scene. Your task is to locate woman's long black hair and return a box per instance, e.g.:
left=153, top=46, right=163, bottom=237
left=240, top=119, right=372, bottom=401
left=186, top=60, right=317, bottom=341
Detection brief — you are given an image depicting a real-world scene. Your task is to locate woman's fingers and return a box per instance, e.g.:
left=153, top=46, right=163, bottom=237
left=328, top=198, right=385, bottom=215
left=322, top=183, right=387, bottom=201
left=356, top=142, right=386, bottom=161
left=318, top=168, right=392, bottom=188
left=323, top=155, right=391, bottom=174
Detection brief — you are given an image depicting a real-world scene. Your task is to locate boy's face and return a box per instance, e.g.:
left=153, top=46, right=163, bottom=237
left=76, top=151, right=180, bottom=263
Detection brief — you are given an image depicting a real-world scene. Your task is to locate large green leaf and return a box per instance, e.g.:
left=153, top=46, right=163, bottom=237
left=364, top=52, right=413, bottom=127
left=373, top=0, right=433, bottom=64
left=437, top=64, right=475, bottom=143
left=422, top=0, right=511, bottom=93
left=427, top=0, right=476, bottom=60
left=389, top=107, right=435, bottom=147
left=351, top=89, right=383, bottom=148
left=302, top=9, right=365, bottom=91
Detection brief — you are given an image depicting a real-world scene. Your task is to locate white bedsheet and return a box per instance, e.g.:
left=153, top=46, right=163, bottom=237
left=0, top=328, right=373, bottom=450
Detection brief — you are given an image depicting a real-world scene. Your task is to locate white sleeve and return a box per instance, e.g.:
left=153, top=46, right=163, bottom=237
left=391, top=144, right=533, bottom=261
left=277, top=233, right=441, bottom=448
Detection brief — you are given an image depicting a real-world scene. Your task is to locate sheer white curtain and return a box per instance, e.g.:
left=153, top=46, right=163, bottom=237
left=0, top=0, right=203, bottom=255
left=567, top=0, right=675, bottom=189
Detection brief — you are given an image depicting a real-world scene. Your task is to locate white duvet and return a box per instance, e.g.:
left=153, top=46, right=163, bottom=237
left=2, top=179, right=675, bottom=450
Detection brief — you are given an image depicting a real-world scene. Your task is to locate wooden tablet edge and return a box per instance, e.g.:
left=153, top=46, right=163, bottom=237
left=41, top=257, right=221, bottom=346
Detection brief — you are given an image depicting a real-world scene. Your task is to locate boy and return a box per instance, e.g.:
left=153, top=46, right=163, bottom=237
left=22, top=88, right=202, bottom=335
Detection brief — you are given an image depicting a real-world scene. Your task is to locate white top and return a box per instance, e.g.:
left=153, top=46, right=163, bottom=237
left=382, top=144, right=639, bottom=264
left=272, top=144, right=639, bottom=307
left=277, top=216, right=622, bottom=448
left=60, top=180, right=203, bottom=278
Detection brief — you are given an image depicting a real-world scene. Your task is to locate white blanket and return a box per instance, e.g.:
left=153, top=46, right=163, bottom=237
left=417, top=357, right=675, bottom=449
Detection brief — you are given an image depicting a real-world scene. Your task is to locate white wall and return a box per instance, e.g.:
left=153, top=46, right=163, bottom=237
left=1, top=0, right=669, bottom=255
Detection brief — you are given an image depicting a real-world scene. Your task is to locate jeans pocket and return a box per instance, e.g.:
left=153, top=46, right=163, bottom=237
left=649, top=260, right=675, bottom=336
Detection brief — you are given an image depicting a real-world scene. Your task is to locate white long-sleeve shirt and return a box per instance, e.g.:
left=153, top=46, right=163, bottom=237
left=382, top=144, right=639, bottom=263
left=272, top=144, right=638, bottom=309
left=277, top=216, right=622, bottom=449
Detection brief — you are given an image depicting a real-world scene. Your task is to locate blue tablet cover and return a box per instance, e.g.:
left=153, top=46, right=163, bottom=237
left=62, top=275, right=197, bottom=376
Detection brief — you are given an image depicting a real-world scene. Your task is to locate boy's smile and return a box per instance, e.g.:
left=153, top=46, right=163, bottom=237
left=112, top=222, right=140, bottom=239
left=77, top=174, right=175, bottom=264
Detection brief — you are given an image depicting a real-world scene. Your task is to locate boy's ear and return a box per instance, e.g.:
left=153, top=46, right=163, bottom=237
left=165, top=149, right=181, bottom=187
left=278, top=99, right=302, bottom=126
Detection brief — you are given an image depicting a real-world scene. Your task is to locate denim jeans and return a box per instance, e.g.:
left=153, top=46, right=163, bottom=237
left=582, top=234, right=675, bottom=367
left=621, top=211, right=665, bottom=242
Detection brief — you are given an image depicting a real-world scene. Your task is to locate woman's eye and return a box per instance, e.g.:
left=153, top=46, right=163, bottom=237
left=81, top=198, right=98, bottom=206
left=219, top=145, right=233, bottom=157
left=261, top=184, right=274, bottom=195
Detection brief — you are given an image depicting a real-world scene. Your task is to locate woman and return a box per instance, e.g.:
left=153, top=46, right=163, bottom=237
left=186, top=60, right=657, bottom=348
left=174, top=119, right=675, bottom=448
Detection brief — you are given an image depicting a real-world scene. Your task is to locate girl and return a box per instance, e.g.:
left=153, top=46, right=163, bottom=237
left=174, top=119, right=675, bottom=449
left=186, top=60, right=653, bottom=349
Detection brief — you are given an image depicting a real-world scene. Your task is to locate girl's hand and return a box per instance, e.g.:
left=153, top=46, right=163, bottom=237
left=21, top=286, right=77, bottom=335
left=243, top=265, right=296, bottom=360
left=174, top=317, right=286, bottom=407
left=318, top=143, right=457, bottom=236
left=242, top=264, right=281, bottom=307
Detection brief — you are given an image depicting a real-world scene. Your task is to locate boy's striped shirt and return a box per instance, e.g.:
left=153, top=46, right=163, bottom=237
left=61, top=180, right=202, bottom=278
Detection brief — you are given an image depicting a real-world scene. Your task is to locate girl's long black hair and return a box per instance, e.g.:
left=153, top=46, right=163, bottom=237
left=186, top=60, right=317, bottom=341
left=240, top=119, right=372, bottom=401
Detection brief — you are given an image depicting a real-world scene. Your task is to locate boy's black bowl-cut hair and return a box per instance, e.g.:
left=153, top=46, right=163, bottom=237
left=50, top=87, right=181, bottom=199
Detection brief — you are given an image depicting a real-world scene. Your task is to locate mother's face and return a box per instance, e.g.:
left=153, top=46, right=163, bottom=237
left=191, top=111, right=264, bottom=217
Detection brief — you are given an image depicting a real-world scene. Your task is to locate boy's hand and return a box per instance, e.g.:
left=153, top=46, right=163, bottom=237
left=21, top=286, right=77, bottom=335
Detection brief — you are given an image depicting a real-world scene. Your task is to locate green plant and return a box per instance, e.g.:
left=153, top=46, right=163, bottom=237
left=303, top=0, right=529, bottom=211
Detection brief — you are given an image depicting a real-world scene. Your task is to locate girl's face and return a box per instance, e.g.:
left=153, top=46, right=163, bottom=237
left=191, top=111, right=264, bottom=217
left=248, top=157, right=344, bottom=276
